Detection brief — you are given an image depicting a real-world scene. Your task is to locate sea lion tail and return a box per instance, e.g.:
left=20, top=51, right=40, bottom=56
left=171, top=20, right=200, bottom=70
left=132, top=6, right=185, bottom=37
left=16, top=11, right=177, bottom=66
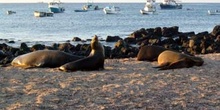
left=58, top=66, right=75, bottom=72
left=58, top=66, right=66, bottom=71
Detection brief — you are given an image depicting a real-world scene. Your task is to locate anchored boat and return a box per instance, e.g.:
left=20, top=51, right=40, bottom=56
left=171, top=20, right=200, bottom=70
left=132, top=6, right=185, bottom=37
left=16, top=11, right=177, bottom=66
left=6, top=10, right=16, bottom=15
left=48, top=0, right=65, bottom=13
left=34, top=11, right=53, bottom=17
left=160, top=0, right=182, bottom=9
left=208, top=10, right=220, bottom=15
left=82, top=0, right=100, bottom=11
left=103, top=5, right=120, bottom=14
left=140, top=0, right=156, bottom=15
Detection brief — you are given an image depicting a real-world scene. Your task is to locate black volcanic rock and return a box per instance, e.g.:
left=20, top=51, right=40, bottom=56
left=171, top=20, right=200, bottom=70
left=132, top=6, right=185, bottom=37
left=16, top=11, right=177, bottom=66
left=106, top=36, right=122, bottom=42
left=72, top=37, right=82, bottom=41
left=31, top=44, right=45, bottom=51
left=211, top=25, right=220, bottom=37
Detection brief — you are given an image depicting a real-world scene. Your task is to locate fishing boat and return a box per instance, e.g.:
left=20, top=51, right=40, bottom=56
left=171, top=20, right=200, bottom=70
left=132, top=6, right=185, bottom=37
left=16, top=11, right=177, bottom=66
left=140, top=0, right=156, bottom=15
left=82, top=0, right=99, bottom=11
left=208, top=10, right=220, bottom=15
left=160, top=0, right=182, bottom=9
left=34, top=11, right=53, bottom=17
left=6, top=10, right=16, bottom=15
left=48, top=0, right=65, bottom=13
left=103, top=5, right=120, bottom=14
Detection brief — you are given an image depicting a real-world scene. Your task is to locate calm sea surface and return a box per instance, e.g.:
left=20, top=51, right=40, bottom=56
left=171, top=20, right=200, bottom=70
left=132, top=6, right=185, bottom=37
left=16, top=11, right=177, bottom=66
left=0, top=3, right=220, bottom=47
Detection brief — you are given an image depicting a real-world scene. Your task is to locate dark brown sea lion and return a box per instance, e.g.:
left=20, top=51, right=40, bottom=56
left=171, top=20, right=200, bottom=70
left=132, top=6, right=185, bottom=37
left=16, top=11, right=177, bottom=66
left=154, top=50, right=204, bottom=70
left=11, top=50, right=83, bottom=68
left=137, top=45, right=167, bottom=61
left=59, top=35, right=105, bottom=72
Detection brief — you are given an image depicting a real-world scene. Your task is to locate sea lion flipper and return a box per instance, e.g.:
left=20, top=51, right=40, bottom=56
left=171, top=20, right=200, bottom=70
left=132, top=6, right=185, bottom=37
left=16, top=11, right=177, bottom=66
left=153, top=62, right=169, bottom=69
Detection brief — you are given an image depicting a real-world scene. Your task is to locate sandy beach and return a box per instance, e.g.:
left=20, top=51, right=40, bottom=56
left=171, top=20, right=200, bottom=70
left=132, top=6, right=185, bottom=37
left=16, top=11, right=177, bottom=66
left=0, top=53, right=220, bottom=110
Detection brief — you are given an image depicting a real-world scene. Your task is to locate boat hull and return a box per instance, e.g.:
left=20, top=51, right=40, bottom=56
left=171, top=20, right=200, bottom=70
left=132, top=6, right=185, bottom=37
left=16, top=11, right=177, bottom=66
left=6, top=11, right=16, bottom=15
left=74, top=10, right=88, bottom=12
left=140, top=10, right=156, bottom=15
left=208, top=10, right=220, bottom=15
left=103, top=6, right=120, bottom=14
left=160, top=4, right=182, bottom=9
left=34, top=11, right=53, bottom=17
left=103, top=9, right=117, bottom=14
left=49, top=7, right=65, bottom=13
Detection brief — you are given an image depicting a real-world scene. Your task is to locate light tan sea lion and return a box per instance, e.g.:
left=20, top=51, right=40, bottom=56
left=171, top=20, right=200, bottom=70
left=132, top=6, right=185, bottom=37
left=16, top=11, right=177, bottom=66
left=11, top=50, right=83, bottom=68
left=137, top=45, right=167, bottom=61
left=59, top=35, right=105, bottom=72
left=155, top=50, right=204, bottom=70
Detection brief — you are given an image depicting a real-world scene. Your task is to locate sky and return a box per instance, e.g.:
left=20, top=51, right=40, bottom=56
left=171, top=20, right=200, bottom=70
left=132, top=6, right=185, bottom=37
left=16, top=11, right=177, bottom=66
left=0, top=0, right=220, bottom=3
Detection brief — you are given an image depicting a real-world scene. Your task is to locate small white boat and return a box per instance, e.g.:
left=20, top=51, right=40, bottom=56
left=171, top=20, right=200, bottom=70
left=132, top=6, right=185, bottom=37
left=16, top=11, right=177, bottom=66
left=140, top=0, right=156, bottom=15
left=103, top=6, right=120, bottom=14
left=34, top=11, right=53, bottom=17
left=82, top=0, right=99, bottom=11
left=208, top=10, right=220, bottom=15
left=48, top=0, right=65, bottom=13
left=6, top=10, right=16, bottom=15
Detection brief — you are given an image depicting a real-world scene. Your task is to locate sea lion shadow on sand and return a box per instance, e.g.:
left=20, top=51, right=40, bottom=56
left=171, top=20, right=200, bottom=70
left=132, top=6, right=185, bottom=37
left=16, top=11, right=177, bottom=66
left=153, top=50, right=204, bottom=70
left=59, top=35, right=105, bottom=72
left=11, top=50, right=84, bottom=69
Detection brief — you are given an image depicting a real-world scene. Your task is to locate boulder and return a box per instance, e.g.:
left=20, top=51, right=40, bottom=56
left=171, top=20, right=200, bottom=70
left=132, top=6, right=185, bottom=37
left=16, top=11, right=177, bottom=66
left=106, top=36, right=122, bottom=42
left=58, top=43, right=74, bottom=53
left=110, top=40, right=138, bottom=58
left=0, top=50, right=6, bottom=61
left=20, top=42, right=30, bottom=53
left=0, top=43, right=8, bottom=51
left=124, top=37, right=136, bottom=44
left=7, top=40, right=15, bottom=43
left=72, top=37, right=82, bottom=41
left=162, top=26, right=179, bottom=37
left=129, top=28, right=147, bottom=39
left=211, top=25, right=220, bottom=37
left=103, top=46, right=112, bottom=58
left=31, top=44, right=45, bottom=51
left=154, top=27, right=162, bottom=37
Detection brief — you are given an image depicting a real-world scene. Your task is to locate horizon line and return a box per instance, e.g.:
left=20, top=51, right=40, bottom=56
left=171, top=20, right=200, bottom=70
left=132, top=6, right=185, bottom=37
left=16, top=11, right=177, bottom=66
left=0, top=1, right=220, bottom=3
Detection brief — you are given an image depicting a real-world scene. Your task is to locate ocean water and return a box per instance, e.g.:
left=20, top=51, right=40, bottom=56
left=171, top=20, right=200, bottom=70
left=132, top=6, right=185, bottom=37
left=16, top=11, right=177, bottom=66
left=0, top=3, right=220, bottom=47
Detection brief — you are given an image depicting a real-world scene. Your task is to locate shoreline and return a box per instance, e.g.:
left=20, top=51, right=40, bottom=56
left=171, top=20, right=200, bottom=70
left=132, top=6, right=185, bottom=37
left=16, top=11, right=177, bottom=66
left=1, top=25, right=220, bottom=66
left=0, top=39, right=117, bottom=48
left=0, top=53, right=220, bottom=109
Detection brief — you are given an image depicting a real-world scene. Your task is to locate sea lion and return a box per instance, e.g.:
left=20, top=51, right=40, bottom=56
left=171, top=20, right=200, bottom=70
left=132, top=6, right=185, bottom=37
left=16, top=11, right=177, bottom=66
left=11, top=50, right=83, bottom=68
left=59, top=35, right=105, bottom=72
left=137, top=45, right=167, bottom=61
left=155, top=50, right=204, bottom=70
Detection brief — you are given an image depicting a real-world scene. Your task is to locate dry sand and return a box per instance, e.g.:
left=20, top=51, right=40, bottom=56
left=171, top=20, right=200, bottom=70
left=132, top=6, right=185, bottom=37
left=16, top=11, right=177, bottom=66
left=0, top=54, right=220, bottom=110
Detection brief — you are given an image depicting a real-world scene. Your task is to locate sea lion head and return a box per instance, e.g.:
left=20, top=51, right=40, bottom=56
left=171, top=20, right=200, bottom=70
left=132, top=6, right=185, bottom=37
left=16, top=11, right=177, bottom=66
left=90, top=35, right=105, bottom=57
left=190, top=56, right=204, bottom=66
